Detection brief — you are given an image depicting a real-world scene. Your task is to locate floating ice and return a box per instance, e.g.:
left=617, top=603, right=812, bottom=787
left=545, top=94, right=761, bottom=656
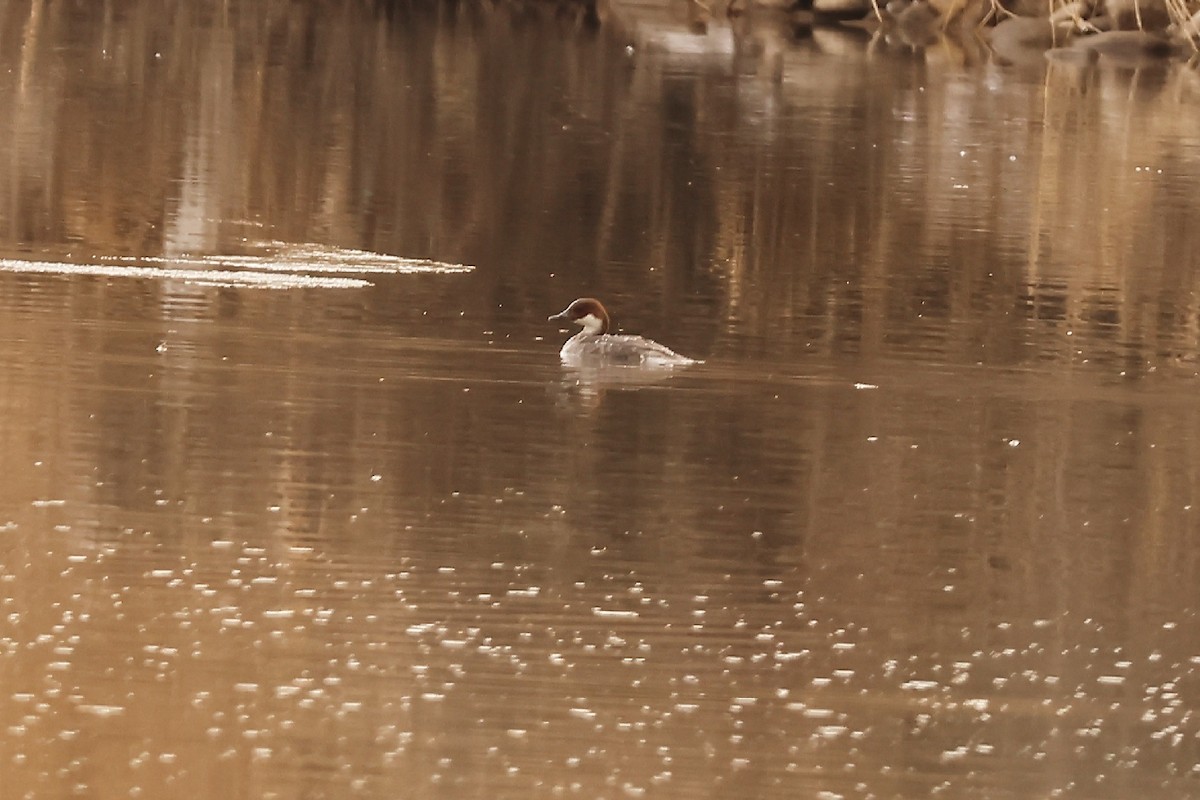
left=0, top=244, right=473, bottom=291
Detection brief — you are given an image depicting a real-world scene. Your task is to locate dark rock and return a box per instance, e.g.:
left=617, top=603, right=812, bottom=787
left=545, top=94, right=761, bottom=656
left=813, top=0, right=873, bottom=22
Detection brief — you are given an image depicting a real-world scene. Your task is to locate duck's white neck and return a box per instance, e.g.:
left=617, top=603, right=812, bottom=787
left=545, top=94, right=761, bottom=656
left=576, top=313, right=606, bottom=336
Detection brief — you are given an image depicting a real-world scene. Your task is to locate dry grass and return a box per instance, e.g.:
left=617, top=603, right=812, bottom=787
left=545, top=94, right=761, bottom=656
left=1165, top=0, right=1200, bottom=48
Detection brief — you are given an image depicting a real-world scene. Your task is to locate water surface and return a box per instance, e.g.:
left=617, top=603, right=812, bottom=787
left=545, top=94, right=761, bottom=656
left=2, top=2, right=1200, bottom=798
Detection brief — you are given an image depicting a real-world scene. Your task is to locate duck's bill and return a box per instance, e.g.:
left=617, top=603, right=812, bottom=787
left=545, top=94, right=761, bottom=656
left=548, top=311, right=569, bottom=321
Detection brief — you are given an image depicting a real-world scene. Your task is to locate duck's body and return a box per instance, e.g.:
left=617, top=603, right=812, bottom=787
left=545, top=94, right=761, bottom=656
left=548, top=298, right=699, bottom=368
left=558, top=330, right=697, bottom=368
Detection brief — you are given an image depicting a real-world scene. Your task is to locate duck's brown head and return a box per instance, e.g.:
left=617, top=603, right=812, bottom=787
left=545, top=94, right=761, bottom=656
left=548, top=297, right=610, bottom=335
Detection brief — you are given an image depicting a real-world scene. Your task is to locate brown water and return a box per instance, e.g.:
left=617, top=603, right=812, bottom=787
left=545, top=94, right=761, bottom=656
left=3, top=2, right=1200, bottom=799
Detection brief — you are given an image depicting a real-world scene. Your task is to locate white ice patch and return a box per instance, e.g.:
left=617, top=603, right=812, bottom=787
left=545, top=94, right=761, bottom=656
left=0, top=242, right=473, bottom=290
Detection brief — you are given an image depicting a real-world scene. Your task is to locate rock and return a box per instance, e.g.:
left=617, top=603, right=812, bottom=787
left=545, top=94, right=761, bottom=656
left=1070, top=30, right=1181, bottom=62
left=812, top=24, right=872, bottom=54
left=1047, top=0, right=1105, bottom=31
left=988, top=16, right=1059, bottom=62
left=997, top=0, right=1053, bottom=17
left=1102, top=0, right=1172, bottom=30
left=1044, top=44, right=1100, bottom=63
left=886, top=0, right=940, bottom=46
left=813, top=0, right=872, bottom=22
left=927, top=0, right=988, bottom=24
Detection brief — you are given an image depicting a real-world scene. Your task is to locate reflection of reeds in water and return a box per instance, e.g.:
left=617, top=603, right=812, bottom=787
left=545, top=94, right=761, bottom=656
left=1034, top=61, right=1200, bottom=362
left=676, top=30, right=1200, bottom=367
left=2, top=0, right=1200, bottom=367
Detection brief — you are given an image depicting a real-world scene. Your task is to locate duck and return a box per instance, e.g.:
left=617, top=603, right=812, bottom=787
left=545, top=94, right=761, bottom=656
left=547, top=297, right=700, bottom=368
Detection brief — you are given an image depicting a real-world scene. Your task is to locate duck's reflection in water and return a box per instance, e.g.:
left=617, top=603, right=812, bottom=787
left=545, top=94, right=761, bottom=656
left=550, top=362, right=696, bottom=408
